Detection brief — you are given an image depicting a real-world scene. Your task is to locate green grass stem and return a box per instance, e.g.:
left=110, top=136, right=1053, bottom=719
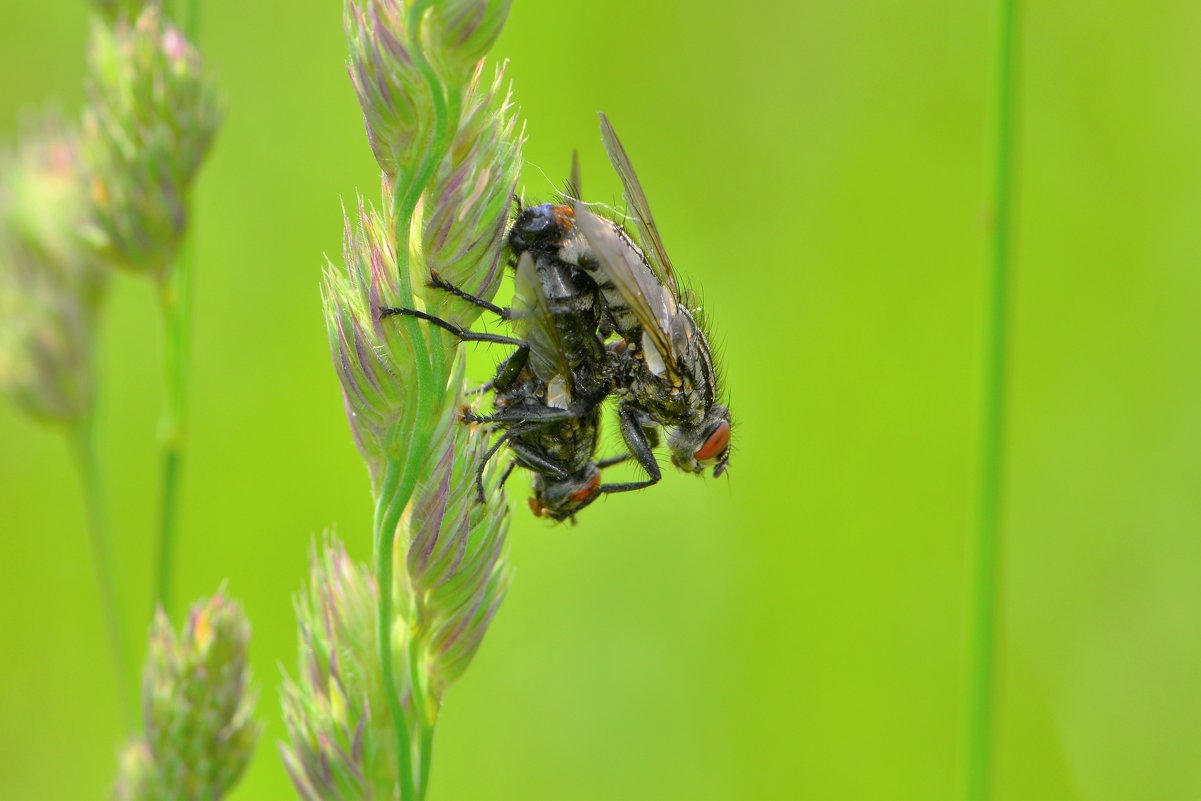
left=374, top=461, right=419, bottom=801
left=967, top=1, right=1019, bottom=798
left=371, top=10, right=464, bottom=799
left=154, top=0, right=202, bottom=618
left=417, top=708, right=435, bottom=801
left=154, top=223, right=193, bottom=618
left=70, top=395, right=135, bottom=733
left=374, top=177, right=435, bottom=801
left=402, top=26, right=463, bottom=799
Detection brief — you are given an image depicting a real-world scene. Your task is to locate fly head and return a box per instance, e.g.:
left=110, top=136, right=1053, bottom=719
left=667, top=404, right=731, bottom=477
left=528, top=464, right=603, bottom=521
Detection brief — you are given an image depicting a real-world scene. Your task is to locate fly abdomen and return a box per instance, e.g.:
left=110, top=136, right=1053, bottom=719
left=570, top=265, right=640, bottom=341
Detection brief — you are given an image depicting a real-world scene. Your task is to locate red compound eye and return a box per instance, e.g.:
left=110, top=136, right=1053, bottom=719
left=569, top=473, right=602, bottom=503
left=694, top=421, right=730, bottom=462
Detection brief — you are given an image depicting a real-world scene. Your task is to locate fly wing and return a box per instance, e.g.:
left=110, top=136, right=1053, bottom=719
left=598, top=113, right=680, bottom=301
left=511, top=251, right=573, bottom=408
left=574, top=204, right=679, bottom=380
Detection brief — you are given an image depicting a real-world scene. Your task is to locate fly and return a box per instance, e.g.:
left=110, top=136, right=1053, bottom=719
left=380, top=219, right=656, bottom=521
left=566, top=114, right=732, bottom=479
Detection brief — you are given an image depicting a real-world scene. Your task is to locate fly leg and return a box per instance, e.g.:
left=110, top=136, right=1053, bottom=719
left=492, top=345, right=529, bottom=391
left=599, top=404, right=662, bottom=494
left=462, top=405, right=578, bottom=426
left=427, top=271, right=511, bottom=321
left=378, top=307, right=525, bottom=349
left=506, top=441, right=573, bottom=479
left=475, top=423, right=540, bottom=503
left=596, top=453, right=631, bottom=469
left=561, top=489, right=603, bottom=518
left=497, top=461, right=518, bottom=494
left=465, top=346, right=529, bottom=396
left=465, top=383, right=601, bottom=425
left=593, top=416, right=657, bottom=472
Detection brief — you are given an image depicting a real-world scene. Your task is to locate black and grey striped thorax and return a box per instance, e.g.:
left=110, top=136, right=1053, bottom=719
left=507, top=203, right=608, bottom=392
left=530, top=253, right=607, bottom=388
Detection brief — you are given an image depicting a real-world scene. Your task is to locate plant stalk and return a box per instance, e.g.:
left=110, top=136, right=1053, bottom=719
left=184, top=0, right=200, bottom=36
left=417, top=695, right=436, bottom=801
left=374, top=177, right=435, bottom=801
left=70, top=397, right=135, bottom=733
left=154, top=0, right=202, bottom=618
left=372, top=8, right=462, bottom=799
left=403, top=32, right=463, bottom=800
left=967, top=0, right=1019, bottom=798
left=374, top=465, right=418, bottom=801
left=154, top=226, right=193, bottom=618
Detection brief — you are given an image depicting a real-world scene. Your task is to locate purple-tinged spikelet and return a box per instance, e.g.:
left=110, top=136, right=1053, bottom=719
left=322, top=197, right=441, bottom=490
left=281, top=426, right=510, bottom=796
left=345, top=0, right=515, bottom=185
left=403, top=394, right=511, bottom=703
left=420, top=61, right=523, bottom=323
left=314, top=0, right=518, bottom=795
left=326, top=40, right=523, bottom=483
left=281, top=538, right=401, bottom=800
left=345, top=0, right=431, bottom=180
left=424, top=0, right=512, bottom=84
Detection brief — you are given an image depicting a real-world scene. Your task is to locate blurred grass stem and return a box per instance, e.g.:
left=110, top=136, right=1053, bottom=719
left=70, top=387, right=134, bottom=733
left=154, top=0, right=202, bottom=617
left=183, top=0, right=200, bottom=37
left=967, top=0, right=1018, bottom=798
left=154, top=220, right=193, bottom=618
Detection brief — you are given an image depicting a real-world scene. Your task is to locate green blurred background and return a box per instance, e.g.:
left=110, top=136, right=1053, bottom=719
left=3, top=2, right=1200, bottom=799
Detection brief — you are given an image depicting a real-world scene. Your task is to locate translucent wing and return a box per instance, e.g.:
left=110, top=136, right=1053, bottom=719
left=598, top=113, right=680, bottom=300
left=573, top=204, right=679, bottom=379
left=511, top=251, right=573, bottom=408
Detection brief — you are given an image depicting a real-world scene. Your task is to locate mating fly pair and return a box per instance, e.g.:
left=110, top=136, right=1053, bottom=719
left=381, top=115, right=732, bottom=521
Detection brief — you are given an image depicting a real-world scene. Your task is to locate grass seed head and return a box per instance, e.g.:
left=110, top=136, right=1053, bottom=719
left=317, top=0, right=518, bottom=792
left=403, top=382, right=511, bottom=704
left=420, top=61, right=523, bottom=324
left=322, top=197, right=444, bottom=489
left=0, top=113, right=108, bottom=424
left=81, top=6, right=220, bottom=275
left=116, top=593, right=259, bottom=801
left=423, top=0, right=512, bottom=84
left=345, top=0, right=431, bottom=180
left=281, top=537, right=406, bottom=800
